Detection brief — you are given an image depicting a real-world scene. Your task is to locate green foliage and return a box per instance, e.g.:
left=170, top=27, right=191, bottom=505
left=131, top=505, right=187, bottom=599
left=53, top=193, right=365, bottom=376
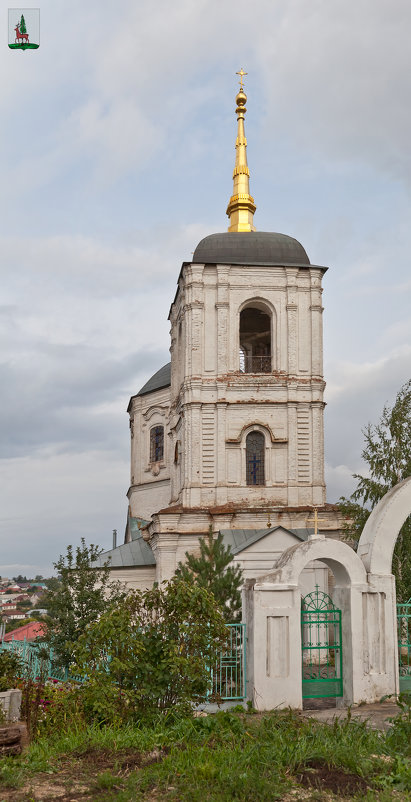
left=21, top=678, right=85, bottom=739
left=0, top=650, right=24, bottom=691
left=2, top=709, right=409, bottom=800
left=175, top=526, right=243, bottom=622
left=73, top=576, right=228, bottom=722
left=43, top=538, right=126, bottom=669
left=43, top=577, right=61, bottom=592
left=339, top=380, right=411, bottom=601
left=385, top=693, right=411, bottom=757
left=20, top=14, right=26, bottom=34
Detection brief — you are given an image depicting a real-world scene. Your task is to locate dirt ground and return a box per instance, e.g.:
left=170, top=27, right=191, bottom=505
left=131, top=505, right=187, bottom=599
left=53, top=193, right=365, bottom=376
left=301, top=700, right=400, bottom=731
left=0, top=746, right=167, bottom=801
left=0, top=704, right=405, bottom=801
left=0, top=746, right=402, bottom=802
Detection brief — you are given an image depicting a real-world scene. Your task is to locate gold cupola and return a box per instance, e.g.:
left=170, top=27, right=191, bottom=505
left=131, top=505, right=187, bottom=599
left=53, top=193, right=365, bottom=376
left=226, top=69, right=256, bottom=232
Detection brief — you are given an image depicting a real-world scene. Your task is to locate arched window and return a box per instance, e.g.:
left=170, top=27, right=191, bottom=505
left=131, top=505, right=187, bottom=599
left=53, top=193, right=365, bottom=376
left=246, top=431, right=265, bottom=486
left=150, top=426, right=164, bottom=462
left=239, top=305, right=271, bottom=373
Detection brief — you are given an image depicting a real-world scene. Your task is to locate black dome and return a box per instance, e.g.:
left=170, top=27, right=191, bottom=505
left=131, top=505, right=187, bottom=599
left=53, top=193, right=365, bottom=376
left=192, top=232, right=310, bottom=266
left=137, top=362, right=171, bottom=397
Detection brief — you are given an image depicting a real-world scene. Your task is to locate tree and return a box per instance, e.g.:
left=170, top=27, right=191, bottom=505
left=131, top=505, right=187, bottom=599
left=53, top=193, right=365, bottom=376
left=73, top=576, right=227, bottom=721
left=44, top=577, right=61, bottom=592
left=339, top=379, right=411, bottom=601
left=20, top=14, right=26, bottom=34
left=175, top=527, right=243, bottom=622
left=44, top=538, right=126, bottom=669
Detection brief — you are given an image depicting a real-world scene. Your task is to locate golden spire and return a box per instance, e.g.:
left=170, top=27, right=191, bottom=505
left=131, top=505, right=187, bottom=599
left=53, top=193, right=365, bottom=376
left=226, top=69, right=256, bottom=232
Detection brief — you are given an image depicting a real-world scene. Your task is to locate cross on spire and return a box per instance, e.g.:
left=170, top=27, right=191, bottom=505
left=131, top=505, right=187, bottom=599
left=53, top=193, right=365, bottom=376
left=236, top=68, right=247, bottom=88
left=306, top=507, right=320, bottom=535
left=306, top=507, right=333, bottom=537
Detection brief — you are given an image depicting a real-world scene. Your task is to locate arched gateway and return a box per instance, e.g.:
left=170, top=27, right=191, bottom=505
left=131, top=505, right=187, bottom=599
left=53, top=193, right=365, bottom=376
left=243, top=478, right=411, bottom=710
left=243, top=537, right=369, bottom=709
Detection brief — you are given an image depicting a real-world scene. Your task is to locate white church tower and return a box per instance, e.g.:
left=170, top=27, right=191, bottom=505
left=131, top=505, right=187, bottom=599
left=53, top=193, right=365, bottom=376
left=102, top=74, right=341, bottom=589
left=168, top=81, right=326, bottom=513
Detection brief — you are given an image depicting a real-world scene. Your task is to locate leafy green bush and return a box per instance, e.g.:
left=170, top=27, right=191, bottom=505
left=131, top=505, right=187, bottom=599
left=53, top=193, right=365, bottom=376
left=73, top=576, right=228, bottom=723
left=21, top=678, right=86, bottom=738
left=0, top=650, right=24, bottom=691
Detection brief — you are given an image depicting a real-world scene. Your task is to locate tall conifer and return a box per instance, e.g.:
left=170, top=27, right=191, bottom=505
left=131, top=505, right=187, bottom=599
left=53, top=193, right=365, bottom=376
left=176, top=526, right=243, bottom=622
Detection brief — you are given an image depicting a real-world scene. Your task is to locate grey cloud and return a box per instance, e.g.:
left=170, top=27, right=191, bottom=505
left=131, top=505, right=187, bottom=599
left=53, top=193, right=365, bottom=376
left=0, top=346, right=168, bottom=458
left=260, top=1, right=411, bottom=185
left=324, top=349, right=411, bottom=497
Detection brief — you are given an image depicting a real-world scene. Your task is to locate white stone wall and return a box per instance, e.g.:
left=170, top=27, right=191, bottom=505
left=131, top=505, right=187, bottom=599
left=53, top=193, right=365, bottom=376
left=168, top=261, right=326, bottom=510
left=128, top=385, right=171, bottom=520
left=105, top=566, right=156, bottom=592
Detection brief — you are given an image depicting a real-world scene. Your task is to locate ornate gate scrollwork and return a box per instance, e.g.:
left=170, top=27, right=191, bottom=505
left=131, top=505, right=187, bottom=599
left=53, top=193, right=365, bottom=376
left=301, top=586, right=343, bottom=699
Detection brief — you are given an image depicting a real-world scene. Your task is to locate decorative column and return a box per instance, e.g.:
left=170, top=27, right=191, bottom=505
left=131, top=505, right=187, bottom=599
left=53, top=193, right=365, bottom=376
left=310, top=269, right=324, bottom=378
left=287, top=402, right=298, bottom=505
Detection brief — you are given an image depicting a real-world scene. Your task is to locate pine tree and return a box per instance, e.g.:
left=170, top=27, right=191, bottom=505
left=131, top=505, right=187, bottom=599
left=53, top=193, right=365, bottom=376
left=175, top=526, right=243, bottom=622
left=20, top=15, right=26, bottom=34
left=339, top=379, right=411, bottom=601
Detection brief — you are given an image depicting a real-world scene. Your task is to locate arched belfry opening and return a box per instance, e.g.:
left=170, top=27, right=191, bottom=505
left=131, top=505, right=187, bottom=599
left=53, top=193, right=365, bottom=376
left=239, top=304, right=271, bottom=373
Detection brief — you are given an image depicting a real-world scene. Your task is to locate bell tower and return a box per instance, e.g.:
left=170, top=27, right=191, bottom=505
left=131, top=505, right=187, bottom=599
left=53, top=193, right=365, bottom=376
left=168, top=73, right=327, bottom=514
left=121, top=70, right=342, bottom=587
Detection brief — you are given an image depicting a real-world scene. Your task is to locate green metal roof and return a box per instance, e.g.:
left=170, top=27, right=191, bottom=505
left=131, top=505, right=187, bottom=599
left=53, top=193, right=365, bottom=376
left=220, top=527, right=312, bottom=556
left=93, top=531, right=156, bottom=568
left=94, top=526, right=313, bottom=570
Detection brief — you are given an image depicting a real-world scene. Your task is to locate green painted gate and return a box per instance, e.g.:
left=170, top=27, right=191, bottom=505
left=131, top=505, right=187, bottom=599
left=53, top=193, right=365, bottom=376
left=397, top=599, right=411, bottom=694
left=301, top=587, right=343, bottom=699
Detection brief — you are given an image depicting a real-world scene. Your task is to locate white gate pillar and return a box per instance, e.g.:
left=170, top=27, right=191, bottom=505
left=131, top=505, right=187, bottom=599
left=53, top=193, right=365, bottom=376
left=243, top=580, right=302, bottom=710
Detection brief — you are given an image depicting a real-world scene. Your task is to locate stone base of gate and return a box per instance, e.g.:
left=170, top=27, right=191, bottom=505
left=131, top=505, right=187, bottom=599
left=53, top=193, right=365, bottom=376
left=243, top=537, right=399, bottom=711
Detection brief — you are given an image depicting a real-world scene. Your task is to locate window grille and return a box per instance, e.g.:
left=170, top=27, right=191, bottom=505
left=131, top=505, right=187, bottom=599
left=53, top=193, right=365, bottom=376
left=150, top=426, right=164, bottom=462
left=246, top=431, right=265, bottom=485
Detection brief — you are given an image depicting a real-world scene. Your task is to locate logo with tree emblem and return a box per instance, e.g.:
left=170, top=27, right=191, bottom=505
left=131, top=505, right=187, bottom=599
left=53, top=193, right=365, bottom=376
left=8, top=8, right=39, bottom=50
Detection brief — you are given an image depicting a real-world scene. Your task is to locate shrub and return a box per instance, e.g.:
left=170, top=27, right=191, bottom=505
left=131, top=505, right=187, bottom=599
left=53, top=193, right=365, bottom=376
left=73, top=576, right=228, bottom=723
left=0, top=650, right=24, bottom=691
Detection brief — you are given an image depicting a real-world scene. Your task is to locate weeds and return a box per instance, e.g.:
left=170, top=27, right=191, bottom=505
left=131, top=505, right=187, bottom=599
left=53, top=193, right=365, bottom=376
left=0, top=705, right=409, bottom=800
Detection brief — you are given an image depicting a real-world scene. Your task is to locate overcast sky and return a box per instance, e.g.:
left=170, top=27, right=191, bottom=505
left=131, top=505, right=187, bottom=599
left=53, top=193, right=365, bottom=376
left=1, top=0, right=410, bottom=578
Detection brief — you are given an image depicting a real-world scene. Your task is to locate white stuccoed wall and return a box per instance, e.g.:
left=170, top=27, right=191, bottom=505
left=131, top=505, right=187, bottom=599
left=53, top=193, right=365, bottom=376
left=128, top=384, right=171, bottom=520
left=168, top=261, right=327, bottom=510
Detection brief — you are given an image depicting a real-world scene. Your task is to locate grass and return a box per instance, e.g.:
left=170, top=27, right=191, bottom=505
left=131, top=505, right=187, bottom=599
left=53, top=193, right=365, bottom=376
left=0, top=707, right=410, bottom=800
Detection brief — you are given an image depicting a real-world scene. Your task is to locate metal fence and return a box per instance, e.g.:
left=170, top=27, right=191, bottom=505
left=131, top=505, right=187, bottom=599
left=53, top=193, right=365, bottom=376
left=1, top=622, right=247, bottom=702
left=240, top=355, right=271, bottom=374
left=208, top=623, right=246, bottom=701
left=0, top=638, right=83, bottom=683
